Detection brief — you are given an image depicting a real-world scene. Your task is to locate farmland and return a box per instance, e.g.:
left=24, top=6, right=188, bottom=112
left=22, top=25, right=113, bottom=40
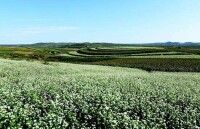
left=1, top=43, right=200, bottom=72
left=2, top=0, right=200, bottom=128
left=0, top=43, right=200, bottom=128
left=0, top=59, right=199, bottom=128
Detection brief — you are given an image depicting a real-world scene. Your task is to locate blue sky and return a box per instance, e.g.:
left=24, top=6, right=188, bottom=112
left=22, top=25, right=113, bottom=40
left=1, top=0, right=200, bottom=44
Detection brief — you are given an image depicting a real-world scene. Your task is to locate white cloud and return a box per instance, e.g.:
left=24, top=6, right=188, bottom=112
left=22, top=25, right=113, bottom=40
left=13, top=18, right=66, bottom=22
left=17, top=26, right=79, bottom=35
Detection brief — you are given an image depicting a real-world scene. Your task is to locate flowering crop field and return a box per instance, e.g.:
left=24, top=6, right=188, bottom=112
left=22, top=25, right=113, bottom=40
left=0, top=59, right=199, bottom=128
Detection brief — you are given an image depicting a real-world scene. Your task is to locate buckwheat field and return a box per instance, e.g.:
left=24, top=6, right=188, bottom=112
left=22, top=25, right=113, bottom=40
left=0, top=59, right=199, bottom=128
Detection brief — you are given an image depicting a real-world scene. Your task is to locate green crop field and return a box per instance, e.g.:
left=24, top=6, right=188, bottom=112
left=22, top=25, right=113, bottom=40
left=0, top=43, right=200, bottom=128
left=1, top=43, right=200, bottom=72
left=2, top=0, right=200, bottom=128
left=0, top=59, right=199, bottom=128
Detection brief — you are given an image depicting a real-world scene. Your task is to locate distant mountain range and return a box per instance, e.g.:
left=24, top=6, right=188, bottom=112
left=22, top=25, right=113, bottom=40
left=1, top=42, right=200, bottom=47
left=142, top=42, right=200, bottom=47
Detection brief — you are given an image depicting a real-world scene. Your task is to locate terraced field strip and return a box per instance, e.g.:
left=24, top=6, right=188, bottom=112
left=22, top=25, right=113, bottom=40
left=91, top=58, right=200, bottom=72
left=65, top=50, right=197, bottom=58
left=127, top=54, right=200, bottom=59
left=97, top=46, right=165, bottom=50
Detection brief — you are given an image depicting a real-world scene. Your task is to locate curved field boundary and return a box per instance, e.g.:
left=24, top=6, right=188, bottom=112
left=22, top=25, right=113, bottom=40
left=66, top=50, right=199, bottom=59
left=77, top=47, right=171, bottom=55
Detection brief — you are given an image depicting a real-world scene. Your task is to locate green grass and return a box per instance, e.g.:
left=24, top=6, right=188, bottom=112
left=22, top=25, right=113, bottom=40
left=0, top=59, right=199, bottom=128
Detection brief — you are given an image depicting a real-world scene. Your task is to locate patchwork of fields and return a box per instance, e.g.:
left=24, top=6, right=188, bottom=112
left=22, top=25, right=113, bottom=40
left=0, top=59, right=200, bottom=128
left=1, top=44, right=200, bottom=72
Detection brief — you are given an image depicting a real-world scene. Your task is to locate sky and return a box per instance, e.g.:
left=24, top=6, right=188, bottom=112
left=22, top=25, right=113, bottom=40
left=1, top=0, right=200, bottom=44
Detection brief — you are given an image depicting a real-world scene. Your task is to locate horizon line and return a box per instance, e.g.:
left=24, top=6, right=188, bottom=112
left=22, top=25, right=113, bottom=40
left=0, top=41, right=200, bottom=45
